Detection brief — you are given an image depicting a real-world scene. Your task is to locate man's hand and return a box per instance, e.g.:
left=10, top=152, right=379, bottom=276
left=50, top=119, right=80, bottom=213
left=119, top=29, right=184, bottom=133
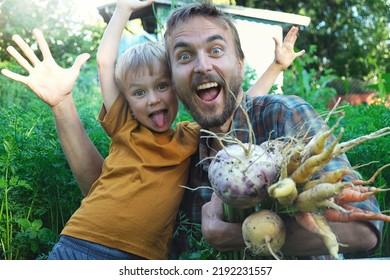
left=201, top=193, right=245, bottom=252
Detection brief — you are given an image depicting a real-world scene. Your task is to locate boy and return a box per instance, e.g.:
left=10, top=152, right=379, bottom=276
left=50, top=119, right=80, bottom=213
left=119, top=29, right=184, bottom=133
left=1, top=0, right=303, bottom=259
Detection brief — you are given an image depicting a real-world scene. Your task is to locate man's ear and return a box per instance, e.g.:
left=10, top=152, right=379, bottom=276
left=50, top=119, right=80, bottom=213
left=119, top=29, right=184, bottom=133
left=239, top=58, right=245, bottom=78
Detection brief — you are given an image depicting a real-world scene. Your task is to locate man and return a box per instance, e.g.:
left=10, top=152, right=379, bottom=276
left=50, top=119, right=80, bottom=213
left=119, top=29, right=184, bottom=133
left=2, top=1, right=382, bottom=259
left=163, top=2, right=382, bottom=258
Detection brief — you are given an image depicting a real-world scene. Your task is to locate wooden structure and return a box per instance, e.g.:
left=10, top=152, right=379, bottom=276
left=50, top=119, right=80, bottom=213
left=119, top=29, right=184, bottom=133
left=97, top=1, right=311, bottom=89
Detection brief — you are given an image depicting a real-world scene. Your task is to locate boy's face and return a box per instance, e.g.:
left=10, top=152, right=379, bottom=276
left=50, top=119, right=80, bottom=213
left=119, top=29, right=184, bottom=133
left=123, top=63, right=178, bottom=133
left=166, top=15, right=245, bottom=130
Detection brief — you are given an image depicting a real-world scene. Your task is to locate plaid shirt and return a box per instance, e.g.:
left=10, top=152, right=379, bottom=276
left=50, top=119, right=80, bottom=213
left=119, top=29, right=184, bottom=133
left=171, top=93, right=383, bottom=259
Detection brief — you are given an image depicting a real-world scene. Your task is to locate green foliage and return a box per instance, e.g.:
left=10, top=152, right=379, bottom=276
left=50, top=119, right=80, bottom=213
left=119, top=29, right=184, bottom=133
left=332, top=103, right=390, bottom=258
left=0, top=0, right=104, bottom=65
left=282, top=45, right=338, bottom=112
left=235, top=0, right=390, bottom=80
left=14, top=218, right=57, bottom=260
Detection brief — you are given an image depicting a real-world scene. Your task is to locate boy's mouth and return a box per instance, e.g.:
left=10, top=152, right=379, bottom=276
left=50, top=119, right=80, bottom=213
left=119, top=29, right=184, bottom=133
left=149, top=109, right=168, bottom=128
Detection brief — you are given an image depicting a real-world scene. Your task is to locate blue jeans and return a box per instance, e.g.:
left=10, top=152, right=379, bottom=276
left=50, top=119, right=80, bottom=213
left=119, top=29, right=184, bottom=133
left=48, top=235, right=146, bottom=260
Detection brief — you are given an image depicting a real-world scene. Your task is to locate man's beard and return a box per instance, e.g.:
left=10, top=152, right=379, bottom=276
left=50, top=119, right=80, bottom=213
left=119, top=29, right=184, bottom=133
left=182, top=90, right=237, bottom=128
left=176, top=68, right=243, bottom=129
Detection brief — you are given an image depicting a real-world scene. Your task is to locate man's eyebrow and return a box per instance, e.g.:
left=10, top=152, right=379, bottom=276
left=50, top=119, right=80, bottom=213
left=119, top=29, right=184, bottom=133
left=207, top=34, right=226, bottom=44
left=173, top=34, right=227, bottom=52
left=173, top=41, right=189, bottom=52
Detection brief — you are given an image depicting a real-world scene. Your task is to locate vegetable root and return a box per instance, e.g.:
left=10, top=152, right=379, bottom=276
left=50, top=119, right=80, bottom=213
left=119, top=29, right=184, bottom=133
left=323, top=204, right=390, bottom=223
left=295, top=182, right=351, bottom=212
left=242, top=209, right=286, bottom=259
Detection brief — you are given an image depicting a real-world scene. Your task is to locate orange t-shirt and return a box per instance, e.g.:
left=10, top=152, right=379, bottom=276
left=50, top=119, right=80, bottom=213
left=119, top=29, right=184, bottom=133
left=61, top=95, right=199, bottom=259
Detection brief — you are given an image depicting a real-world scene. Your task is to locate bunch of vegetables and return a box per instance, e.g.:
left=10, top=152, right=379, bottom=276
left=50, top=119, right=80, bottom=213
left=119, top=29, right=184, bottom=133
left=205, top=100, right=390, bottom=259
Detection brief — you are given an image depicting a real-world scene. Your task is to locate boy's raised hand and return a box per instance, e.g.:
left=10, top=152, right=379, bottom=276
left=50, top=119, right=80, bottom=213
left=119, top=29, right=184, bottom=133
left=273, top=26, right=305, bottom=71
left=117, top=0, right=154, bottom=11
left=1, top=28, right=90, bottom=108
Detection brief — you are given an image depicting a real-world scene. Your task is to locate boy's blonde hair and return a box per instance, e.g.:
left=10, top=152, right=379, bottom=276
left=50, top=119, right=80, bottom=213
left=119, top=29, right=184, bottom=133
left=115, top=42, right=169, bottom=94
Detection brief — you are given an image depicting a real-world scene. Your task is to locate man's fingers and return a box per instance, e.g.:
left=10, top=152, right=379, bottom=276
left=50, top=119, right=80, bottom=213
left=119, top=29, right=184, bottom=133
left=12, top=34, right=41, bottom=66
left=1, top=69, right=28, bottom=85
left=6, top=46, right=34, bottom=73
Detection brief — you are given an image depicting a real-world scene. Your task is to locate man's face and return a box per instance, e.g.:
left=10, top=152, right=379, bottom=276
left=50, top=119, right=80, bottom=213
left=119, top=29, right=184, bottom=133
left=166, top=16, right=245, bottom=130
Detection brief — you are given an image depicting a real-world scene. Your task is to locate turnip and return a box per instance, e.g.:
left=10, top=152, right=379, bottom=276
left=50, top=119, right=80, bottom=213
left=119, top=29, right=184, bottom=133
left=208, top=142, right=283, bottom=209
left=242, top=209, right=286, bottom=259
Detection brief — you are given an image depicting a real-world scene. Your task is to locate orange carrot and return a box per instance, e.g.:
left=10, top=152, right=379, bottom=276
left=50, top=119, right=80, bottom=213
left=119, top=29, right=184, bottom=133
left=352, top=163, right=390, bottom=186
left=295, top=212, right=322, bottom=235
left=334, top=188, right=375, bottom=205
left=323, top=204, right=390, bottom=223
left=349, top=185, right=390, bottom=194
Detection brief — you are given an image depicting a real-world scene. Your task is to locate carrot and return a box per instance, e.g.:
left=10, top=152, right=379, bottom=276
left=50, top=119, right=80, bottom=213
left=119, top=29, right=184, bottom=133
left=295, top=212, right=322, bottom=235
left=348, top=185, right=390, bottom=194
left=303, top=168, right=351, bottom=190
left=323, top=204, right=390, bottom=223
left=268, top=178, right=297, bottom=198
left=289, top=128, right=344, bottom=184
left=352, top=163, right=390, bottom=186
left=286, top=144, right=304, bottom=175
left=300, top=113, right=344, bottom=162
left=332, top=127, right=390, bottom=158
left=295, top=182, right=351, bottom=212
left=312, top=213, right=340, bottom=260
left=334, top=188, right=375, bottom=205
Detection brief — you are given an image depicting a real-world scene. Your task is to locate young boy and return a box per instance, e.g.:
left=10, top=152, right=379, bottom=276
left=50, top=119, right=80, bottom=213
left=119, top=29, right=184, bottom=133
left=1, top=0, right=303, bottom=260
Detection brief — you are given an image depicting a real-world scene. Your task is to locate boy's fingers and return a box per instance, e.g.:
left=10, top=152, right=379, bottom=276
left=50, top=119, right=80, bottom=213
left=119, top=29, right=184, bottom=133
left=296, top=49, right=305, bottom=57
left=1, top=69, right=28, bottom=85
left=6, top=46, right=34, bottom=72
left=284, top=26, right=298, bottom=43
left=12, top=34, right=41, bottom=66
left=33, top=28, right=52, bottom=60
left=72, top=53, right=91, bottom=71
left=272, top=36, right=281, bottom=48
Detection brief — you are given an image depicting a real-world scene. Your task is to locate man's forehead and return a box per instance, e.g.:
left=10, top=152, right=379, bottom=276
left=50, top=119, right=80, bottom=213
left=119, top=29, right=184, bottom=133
left=166, top=16, right=230, bottom=48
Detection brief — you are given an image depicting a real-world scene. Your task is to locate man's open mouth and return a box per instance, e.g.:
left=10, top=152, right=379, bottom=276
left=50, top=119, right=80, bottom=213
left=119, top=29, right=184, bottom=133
left=196, top=82, right=221, bottom=102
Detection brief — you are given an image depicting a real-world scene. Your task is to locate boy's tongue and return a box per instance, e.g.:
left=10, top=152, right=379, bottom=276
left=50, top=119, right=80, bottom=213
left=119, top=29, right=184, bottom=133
left=198, top=88, right=218, bottom=102
left=150, top=111, right=166, bottom=128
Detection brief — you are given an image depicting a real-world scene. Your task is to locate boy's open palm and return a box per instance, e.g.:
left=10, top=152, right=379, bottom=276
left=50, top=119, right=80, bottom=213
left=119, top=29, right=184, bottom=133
left=1, top=29, right=90, bottom=108
left=273, top=26, right=305, bottom=70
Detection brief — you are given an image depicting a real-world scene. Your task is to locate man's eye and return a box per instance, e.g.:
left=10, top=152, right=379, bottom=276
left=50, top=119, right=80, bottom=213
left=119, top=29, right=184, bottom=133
left=179, top=53, right=191, bottom=61
left=211, top=47, right=222, bottom=55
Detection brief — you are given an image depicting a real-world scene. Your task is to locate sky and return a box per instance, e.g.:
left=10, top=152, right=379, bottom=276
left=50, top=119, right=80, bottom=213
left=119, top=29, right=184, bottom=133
left=76, top=0, right=113, bottom=10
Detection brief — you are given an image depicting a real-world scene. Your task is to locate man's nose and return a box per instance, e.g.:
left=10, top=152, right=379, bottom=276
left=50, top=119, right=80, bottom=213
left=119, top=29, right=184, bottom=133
left=194, top=52, right=213, bottom=73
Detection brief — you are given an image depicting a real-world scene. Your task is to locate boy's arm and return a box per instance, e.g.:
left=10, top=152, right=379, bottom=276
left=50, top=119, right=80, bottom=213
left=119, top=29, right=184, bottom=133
left=1, top=29, right=103, bottom=196
left=97, top=0, right=154, bottom=112
left=247, top=26, right=305, bottom=97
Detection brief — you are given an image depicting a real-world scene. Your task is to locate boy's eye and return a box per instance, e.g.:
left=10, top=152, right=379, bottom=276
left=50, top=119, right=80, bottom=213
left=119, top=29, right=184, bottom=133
left=134, top=90, right=145, bottom=97
left=157, top=82, right=169, bottom=91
